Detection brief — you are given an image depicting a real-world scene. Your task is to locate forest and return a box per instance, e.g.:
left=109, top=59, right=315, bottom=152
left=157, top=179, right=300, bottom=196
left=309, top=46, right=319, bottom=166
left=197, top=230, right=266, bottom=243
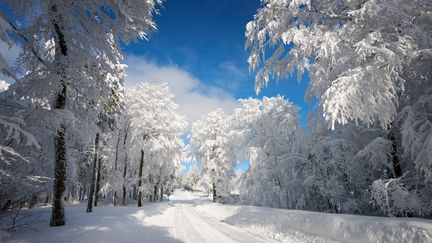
left=0, top=0, right=431, bottom=242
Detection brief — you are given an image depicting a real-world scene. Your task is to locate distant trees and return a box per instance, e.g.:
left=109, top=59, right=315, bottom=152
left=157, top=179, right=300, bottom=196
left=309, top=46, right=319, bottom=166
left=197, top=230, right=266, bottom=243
left=185, top=164, right=200, bottom=190
left=188, top=109, right=236, bottom=202
left=125, top=83, right=186, bottom=206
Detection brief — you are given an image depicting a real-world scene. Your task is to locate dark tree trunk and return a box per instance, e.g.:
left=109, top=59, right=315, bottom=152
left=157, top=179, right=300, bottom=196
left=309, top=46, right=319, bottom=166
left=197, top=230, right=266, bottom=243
left=113, top=191, right=117, bottom=206
left=121, top=154, right=128, bottom=205
left=153, top=185, right=158, bottom=203
left=86, top=133, right=99, bottom=212
left=113, top=135, right=120, bottom=206
left=79, top=187, right=83, bottom=201
left=49, top=2, right=69, bottom=227
left=122, top=185, right=127, bottom=205
left=388, top=124, right=402, bottom=178
left=212, top=183, right=216, bottom=202
left=114, top=135, right=120, bottom=171
left=94, top=157, right=102, bottom=207
left=122, top=127, right=129, bottom=205
left=137, top=150, right=144, bottom=207
left=50, top=125, right=67, bottom=226
left=160, top=185, right=163, bottom=202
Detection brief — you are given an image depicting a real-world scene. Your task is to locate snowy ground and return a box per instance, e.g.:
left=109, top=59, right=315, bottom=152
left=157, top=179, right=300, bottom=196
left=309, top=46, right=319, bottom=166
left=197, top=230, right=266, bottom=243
left=2, top=190, right=432, bottom=243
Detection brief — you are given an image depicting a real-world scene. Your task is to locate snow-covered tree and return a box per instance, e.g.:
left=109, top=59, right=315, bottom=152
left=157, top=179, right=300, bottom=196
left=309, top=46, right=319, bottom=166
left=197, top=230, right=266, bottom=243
left=247, top=0, right=431, bottom=128
left=234, top=96, right=304, bottom=208
left=0, top=98, right=46, bottom=212
left=246, top=0, right=431, bottom=174
left=126, top=82, right=186, bottom=206
left=188, top=109, right=236, bottom=202
left=303, top=122, right=381, bottom=214
left=185, top=164, right=201, bottom=191
left=0, top=0, right=161, bottom=225
left=246, top=0, right=432, bottom=216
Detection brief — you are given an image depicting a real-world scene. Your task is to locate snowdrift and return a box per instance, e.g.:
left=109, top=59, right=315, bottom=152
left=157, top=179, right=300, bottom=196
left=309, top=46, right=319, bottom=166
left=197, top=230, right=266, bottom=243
left=193, top=198, right=432, bottom=243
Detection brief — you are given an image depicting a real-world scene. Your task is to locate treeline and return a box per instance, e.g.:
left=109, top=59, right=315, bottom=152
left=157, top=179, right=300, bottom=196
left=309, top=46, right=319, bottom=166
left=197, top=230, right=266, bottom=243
left=187, top=0, right=432, bottom=217
left=0, top=0, right=188, bottom=227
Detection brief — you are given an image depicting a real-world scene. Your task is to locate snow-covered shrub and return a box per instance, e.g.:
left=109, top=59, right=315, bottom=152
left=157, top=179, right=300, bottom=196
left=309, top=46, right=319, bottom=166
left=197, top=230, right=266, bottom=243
left=371, top=178, right=424, bottom=217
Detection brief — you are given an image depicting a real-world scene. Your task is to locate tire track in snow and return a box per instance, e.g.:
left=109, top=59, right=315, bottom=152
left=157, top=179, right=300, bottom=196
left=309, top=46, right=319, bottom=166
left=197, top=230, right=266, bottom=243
left=185, top=206, right=279, bottom=243
left=174, top=204, right=233, bottom=243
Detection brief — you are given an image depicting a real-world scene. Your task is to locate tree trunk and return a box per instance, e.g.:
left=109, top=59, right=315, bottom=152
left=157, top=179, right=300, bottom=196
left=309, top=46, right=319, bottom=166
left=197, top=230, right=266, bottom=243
left=212, top=183, right=216, bottom=202
left=86, top=133, right=99, bottom=212
left=50, top=124, right=67, bottom=226
left=122, top=185, right=127, bottom=205
left=160, top=185, right=163, bottom=202
left=113, top=191, right=117, bottom=206
left=121, top=160, right=127, bottom=204
left=94, top=157, right=102, bottom=207
left=113, top=135, right=120, bottom=206
left=388, top=124, right=402, bottom=178
left=153, top=185, right=158, bottom=203
left=79, top=187, right=82, bottom=201
left=137, top=150, right=144, bottom=207
left=122, top=127, right=129, bottom=205
left=49, top=2, right=69, bottom=227
left=115, top=135, right=120, bottom=171
left=137, top=192, right=142, bottom=206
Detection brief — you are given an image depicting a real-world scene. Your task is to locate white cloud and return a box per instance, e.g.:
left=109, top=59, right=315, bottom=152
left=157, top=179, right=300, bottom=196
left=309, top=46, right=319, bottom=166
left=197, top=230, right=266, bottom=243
left=124, top=56, right=239, bottom=125
left=219, top=61, right=247, bottom=80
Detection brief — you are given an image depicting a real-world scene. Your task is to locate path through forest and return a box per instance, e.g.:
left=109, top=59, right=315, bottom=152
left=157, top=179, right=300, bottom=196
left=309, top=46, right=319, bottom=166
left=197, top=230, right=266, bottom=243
left=169, top=190, right=277, bottom=243
left=5, top=190, right=278, bottom=243
left=6, top=189, right=432, bottom=243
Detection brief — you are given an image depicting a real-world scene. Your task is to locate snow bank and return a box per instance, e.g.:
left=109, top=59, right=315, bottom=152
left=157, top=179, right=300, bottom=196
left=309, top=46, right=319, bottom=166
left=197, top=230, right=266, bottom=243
left=192, top=196, right=432, bottom=243
left=1, top=203, right=177, bottom=243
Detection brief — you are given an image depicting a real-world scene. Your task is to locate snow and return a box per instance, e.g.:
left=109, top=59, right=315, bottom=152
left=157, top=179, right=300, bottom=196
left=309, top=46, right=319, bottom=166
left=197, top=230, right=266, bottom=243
left=0, top=80, right=9, bottom=92
left=193, top=197, right=432, bottom=242
left=3, top=190, right=432, bottom=243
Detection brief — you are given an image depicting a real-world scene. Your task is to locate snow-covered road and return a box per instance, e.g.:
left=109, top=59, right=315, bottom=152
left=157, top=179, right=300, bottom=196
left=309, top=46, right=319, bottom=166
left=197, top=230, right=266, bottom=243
left=169, top=191, right=276, bottom=243
left=4, top=189, right=432, bottom=243
left=4, top=190, right=278, bottom=243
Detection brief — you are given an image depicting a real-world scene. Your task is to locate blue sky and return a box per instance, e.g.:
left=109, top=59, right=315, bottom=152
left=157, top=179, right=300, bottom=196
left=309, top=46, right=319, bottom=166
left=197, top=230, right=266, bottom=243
left=120, top=0, right=313, bottom=173
left=122, top=0, right=313, bottom=125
